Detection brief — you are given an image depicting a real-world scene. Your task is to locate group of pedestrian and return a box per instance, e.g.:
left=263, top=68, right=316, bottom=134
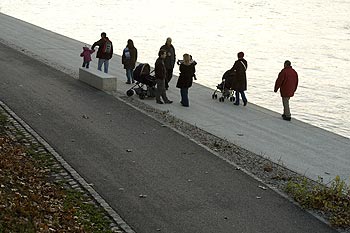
left=80, top=32, right=299, bottom=121
left=154, top=37, right=197, bottom=106
left=222, top=51, right=298, bottom=121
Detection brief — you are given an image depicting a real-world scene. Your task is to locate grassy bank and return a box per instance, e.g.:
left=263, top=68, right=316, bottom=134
left=286, top=176, right=350, bottom=228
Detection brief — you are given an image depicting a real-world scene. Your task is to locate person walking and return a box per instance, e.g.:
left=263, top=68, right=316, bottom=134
left=274, top=60, right=299, bottom=121
left=91, top=32, right=113, bottom=73
left=232, top=52, right=248, bottom=106
left=155, top=49, right=173, bottom=104
left=122, top=39, right=138, bottom=84
left=80, top=45, right=95, bottom=69
left=176, top=54, right=197, bottom=107
left=160, top=37, right=176, bottom=90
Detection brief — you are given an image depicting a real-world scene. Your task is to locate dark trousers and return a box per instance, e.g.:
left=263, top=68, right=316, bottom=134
left=180, top=88, right=189, bottom=106
left=165, top=68, right=173, bottom=89
left=82, top=61, right=90, bottom=68
left=235, top=91, right=247, bottom=104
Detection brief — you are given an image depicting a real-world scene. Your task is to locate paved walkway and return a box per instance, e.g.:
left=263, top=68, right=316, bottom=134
left=0, top=13, right=349, bottom=185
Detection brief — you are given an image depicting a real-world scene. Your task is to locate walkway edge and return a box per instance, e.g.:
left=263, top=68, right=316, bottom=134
left=0, top=100, right=136, bottom=233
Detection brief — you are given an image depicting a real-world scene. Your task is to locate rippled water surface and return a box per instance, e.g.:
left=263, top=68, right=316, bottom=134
left=1, top=0, right=349, bottom=138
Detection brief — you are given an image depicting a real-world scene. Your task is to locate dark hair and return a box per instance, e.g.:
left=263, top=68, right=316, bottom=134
left=101, top=32, right=107, bottom=37
left=238, top=52, right=244, bottom=58
left=158, top=49, right=166, bottom=57
left=284, top=60, right=291, bottom=66
left=127, top=39, right=134, bottom=48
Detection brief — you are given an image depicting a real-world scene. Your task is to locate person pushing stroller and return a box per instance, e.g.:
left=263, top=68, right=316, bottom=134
left=212, top=68, right=236, bottom=102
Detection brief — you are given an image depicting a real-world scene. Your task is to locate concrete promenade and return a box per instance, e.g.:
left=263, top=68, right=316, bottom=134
left=0, top=14, right=349, bottom=183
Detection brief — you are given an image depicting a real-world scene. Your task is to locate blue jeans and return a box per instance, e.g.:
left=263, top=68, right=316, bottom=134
left=235, top=91, right=247, bottom=104
left=126, top=69, right=134, bottom=83
left=98, top=59, right=109, bottom=73
left=180, top=88, right=189, bottom=106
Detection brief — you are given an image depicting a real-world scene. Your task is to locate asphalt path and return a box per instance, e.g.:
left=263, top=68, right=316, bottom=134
left=0, top=43, right=337, bottom=233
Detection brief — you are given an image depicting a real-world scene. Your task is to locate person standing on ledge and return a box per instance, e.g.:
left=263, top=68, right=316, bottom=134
left=122, top=39, right=138, bottom=84
left=274, top=60, right=299, bottom=121
left=91, top=32, right=113, bottom=73
left=80, top=45, right=95, bottom=69
left=160, top=37, right=176, bottom=90
left=155, top=49, right=173, bottom=104
left=232, top=51, right=248, bottom=106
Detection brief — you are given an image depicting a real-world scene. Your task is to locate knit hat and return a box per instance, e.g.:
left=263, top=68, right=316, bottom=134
left=238, top=52, right=244, bottom=58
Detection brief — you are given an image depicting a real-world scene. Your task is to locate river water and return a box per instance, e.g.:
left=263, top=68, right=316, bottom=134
left=1, top=0, right=349, bottom=138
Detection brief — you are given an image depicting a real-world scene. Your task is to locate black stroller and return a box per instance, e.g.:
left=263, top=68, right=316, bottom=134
left=126, top=63, right=156, bottom=99
left=212, top=69, right=236, bottom=102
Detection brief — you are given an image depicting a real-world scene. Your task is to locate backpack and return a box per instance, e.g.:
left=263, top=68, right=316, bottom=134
left=102, top=39, right=112, bottom=54
left=123, top=47, right=131, bottom=59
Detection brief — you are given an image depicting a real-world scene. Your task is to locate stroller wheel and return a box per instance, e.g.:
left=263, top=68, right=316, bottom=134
left=139, top=93, right=145, bottom=99
left=126, top=89, right=134, bottom=97
left=219, top=97, right=225, bottom=102
left=230, top=97, right=235, bottom=102
left=214, top=94, right=218, bottom=99
left=212, top=94, right=215, bottom=99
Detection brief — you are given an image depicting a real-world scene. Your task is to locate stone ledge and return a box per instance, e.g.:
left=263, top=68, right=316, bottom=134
left=79, top=67, right=117, bottom=91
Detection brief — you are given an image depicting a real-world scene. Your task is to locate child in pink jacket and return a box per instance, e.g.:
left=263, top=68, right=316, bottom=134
left=80, top=46, right=95, bottom=68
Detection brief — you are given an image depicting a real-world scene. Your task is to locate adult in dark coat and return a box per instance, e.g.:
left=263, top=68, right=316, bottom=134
left=176, top=54, right=196, bottom=107
left=122, top=39, right=138, bottom=84
left=160, top=37, right=176, bottom=90
left=232, top=52, right=248, bottom=106
left=274, top=60, right=298, bottom=121
left=91, top=32, right=113, bottom=73
left=155, top=49, right=172, bottom=104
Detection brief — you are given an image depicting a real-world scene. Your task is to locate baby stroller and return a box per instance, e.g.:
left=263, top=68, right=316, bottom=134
left=212, top=69, right=236, bottom=102
left=126, top=63, right=156, bottom=99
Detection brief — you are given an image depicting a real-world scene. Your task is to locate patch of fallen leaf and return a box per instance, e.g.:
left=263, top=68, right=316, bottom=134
left=0, top=135, right=84, bottom=232
left=0, top=131, right=113, bottom=232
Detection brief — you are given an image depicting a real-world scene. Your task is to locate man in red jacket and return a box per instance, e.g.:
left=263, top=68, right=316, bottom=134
left=274, top=60, right=298, bottom=121
left=91, top=32, right=113, bottom=73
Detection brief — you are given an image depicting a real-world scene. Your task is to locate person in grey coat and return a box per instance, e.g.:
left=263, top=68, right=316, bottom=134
left=160, top=37, right=176, bottom=90
left=155, top=49, right=173, bottom=104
